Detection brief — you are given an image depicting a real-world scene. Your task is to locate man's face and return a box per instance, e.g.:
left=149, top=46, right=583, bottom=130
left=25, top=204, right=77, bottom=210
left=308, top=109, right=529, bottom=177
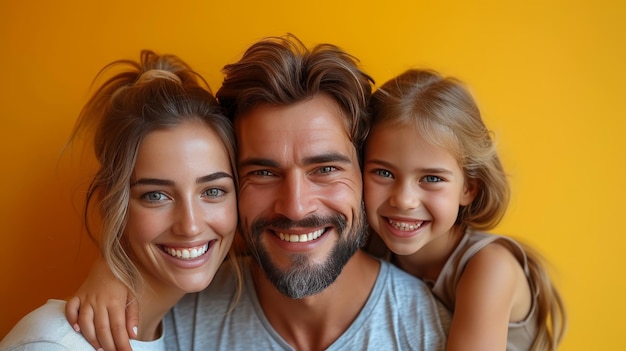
left=235, top=94, right=366, bottom=298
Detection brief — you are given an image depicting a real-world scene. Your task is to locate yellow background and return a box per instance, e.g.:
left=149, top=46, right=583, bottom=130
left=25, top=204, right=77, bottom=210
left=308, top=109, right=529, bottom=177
left=1, top=0, right=624, bottom=349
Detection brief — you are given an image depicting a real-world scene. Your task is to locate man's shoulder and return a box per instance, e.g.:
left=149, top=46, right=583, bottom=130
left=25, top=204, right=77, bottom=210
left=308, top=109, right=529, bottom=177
left=173, top=257, right=253, bottom=315
left=165, top=258, right=284, bottom=350
left=373, top=258, right=452, bottom=324
left=327, top=259, right=450, bottom=350
left=378, top=258, right=432, bottom=294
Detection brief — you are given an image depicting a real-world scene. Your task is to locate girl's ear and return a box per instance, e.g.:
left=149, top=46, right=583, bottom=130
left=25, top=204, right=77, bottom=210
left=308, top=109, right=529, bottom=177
left=460, top=178, right=479, bottom=206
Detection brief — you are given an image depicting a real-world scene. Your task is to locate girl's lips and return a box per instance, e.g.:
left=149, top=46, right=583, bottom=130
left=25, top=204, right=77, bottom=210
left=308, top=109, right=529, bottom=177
left=386, top=218, right=425, bottom=231
left=383, top=217, right=430, bottom=238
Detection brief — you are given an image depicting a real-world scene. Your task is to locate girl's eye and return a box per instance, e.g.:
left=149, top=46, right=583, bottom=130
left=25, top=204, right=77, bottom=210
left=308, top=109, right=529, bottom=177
left=374, top=169, right=393, bottom=178
left=204, top=188, right=225, bottom=198
left=422, top=175, right=443, bottom=183
left=143, top=192, right=167, bottom=202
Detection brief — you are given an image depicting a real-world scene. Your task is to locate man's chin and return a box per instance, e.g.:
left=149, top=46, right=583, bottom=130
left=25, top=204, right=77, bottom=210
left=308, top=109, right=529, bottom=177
left=245, top=209, right=366, bottom=298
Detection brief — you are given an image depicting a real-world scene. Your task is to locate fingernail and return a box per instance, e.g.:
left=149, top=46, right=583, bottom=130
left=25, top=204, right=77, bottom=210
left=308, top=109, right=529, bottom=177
left=97, top=349, right=104, bottom=351
left=72, top=324, right=80, bottom=332
left=133, top=326, right=138, bottom=336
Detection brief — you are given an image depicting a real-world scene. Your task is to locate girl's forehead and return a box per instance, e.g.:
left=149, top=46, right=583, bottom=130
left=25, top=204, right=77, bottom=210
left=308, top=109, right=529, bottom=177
left=370, top=119, right=462, bottom=159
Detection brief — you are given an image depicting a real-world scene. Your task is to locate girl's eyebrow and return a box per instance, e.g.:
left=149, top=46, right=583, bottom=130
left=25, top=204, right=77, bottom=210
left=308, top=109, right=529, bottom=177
left=366, top=159, right=454, bottom=175
left=131, top=171, right=233, bottom=187
left=418, top=168, right=454, bottom=175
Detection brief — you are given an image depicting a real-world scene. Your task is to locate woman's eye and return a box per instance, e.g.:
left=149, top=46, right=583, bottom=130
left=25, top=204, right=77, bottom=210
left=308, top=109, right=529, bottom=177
left=144, top=192, right=167, bottom=202
left=422, top=175, right=443, bottom=183
left=375, top=169, right=393, bottom=178
left=204, top=188, right=225, bottom=198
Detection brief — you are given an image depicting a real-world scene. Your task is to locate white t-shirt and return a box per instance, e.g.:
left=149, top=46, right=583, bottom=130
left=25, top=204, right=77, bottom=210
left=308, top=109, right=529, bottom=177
left=0, top=299, right=165, bottom=351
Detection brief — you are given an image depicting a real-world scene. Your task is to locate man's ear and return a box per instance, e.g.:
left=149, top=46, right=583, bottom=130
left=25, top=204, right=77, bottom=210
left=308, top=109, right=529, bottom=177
left=460, top=178, right=479, bottom=206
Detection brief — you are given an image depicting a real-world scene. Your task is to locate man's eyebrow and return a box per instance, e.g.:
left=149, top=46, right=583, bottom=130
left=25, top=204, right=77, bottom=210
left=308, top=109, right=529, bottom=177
left=131, top=172, right=233, bottom=187
left=238, top=158, right=280, bottom=169
left=303, top=152, right=352, bottom=166
left=238, top=153, right=352, bottom=169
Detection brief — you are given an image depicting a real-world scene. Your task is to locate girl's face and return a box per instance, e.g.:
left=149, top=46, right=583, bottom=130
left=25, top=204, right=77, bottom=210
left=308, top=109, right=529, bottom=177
left=363, top=123, right=476, bottom=256
left=126, top=120, right=237, bottom=296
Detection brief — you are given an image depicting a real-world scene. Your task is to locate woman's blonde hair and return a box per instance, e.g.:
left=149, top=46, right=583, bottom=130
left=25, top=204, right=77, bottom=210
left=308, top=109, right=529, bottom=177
left=69, top=50, right=242, bottom=300
left=370, top=69, right=566, bottom=350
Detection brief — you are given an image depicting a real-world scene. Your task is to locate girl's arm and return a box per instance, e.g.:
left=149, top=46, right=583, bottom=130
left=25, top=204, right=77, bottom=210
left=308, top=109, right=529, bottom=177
left=65, top=258, right=138, bottom=351
left=445, top=243, right=530, bottom=351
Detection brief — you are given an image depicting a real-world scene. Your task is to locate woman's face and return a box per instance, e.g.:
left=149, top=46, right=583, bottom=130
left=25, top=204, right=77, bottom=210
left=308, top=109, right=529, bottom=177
left=126, top=120, right=237, bottom=296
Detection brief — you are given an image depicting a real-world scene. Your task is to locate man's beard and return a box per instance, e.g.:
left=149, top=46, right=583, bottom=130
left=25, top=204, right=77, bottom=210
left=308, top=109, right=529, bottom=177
left=243, top=204, right=367, bottom=299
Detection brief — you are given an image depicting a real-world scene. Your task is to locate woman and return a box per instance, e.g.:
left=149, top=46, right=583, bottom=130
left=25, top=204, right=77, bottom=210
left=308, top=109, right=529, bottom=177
left=0, top=50, right=239, bottom=351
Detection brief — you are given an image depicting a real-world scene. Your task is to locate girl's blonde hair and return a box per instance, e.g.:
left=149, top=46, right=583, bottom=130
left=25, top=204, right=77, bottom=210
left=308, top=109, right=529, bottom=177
left=370, top=69, right=566, bottom=350
left=69, top=50, right=242, bottom=302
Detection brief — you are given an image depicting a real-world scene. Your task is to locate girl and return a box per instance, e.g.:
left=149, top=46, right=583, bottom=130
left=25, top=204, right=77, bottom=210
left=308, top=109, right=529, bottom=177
left=363, top=69, right=566, bottom=351
left=0, top=50, right=240, bottom=351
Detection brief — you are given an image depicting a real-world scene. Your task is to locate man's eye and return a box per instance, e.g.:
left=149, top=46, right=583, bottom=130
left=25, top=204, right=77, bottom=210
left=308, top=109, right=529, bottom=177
left=143, top=192, right=167, bottom=202
left=318, top=166, right=337, bottom=174
left=252, top=170, right=274, bottom=176
left=422, top=175, right=443, bottom=183
left=204, top=188, right=225, bottom=198
left=374, top=169, right=393, bottom=178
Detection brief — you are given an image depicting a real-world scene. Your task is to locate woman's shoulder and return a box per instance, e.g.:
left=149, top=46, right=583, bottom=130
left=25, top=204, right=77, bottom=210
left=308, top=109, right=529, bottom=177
left=0, top=299, right=94, bottom=350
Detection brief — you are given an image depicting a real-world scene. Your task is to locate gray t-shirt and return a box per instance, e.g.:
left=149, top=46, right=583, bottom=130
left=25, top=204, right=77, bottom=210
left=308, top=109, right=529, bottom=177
left=164, top=256, right=451, bottom=350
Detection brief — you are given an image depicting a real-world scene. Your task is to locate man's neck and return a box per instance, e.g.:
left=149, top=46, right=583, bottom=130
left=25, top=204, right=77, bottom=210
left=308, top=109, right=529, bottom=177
left=252, top=250, right=380, bottom=351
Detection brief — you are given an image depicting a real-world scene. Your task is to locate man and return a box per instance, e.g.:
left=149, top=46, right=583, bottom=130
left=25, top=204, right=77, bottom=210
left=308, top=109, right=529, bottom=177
left=163, top=34, right=450, bottom=350
left=66, top=34, right=450, bottom=351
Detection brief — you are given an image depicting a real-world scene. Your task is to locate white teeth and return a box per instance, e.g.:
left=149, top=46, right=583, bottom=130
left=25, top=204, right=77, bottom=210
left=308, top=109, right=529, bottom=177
left=164, top=243, right=209, bottom=260
left=388, top=219, right=423, bottom=231
left=278, top=228, right=324, bottom=243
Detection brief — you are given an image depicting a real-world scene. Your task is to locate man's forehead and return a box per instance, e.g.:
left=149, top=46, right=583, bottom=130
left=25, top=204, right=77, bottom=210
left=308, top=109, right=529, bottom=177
left=234, top=95, right=348, bottom=130
left=236, top=131, right=356, bottom=163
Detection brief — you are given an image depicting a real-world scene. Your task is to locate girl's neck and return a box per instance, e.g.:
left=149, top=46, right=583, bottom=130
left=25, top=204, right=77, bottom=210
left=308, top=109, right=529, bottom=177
left=393, top=226, right=466, bottom=282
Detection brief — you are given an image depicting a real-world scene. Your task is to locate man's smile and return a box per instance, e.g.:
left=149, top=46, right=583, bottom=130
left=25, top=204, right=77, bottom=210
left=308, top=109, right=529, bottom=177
left=277, top=228, right=325, bottom=243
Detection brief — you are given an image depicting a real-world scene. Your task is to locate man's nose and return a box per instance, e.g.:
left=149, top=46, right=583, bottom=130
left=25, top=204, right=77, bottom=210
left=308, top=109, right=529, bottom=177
left=273, top=172, right=318, bottom=220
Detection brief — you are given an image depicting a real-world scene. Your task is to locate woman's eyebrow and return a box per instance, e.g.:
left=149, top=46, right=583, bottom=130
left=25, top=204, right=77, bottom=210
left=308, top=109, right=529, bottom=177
left=196, top=172, right=233, bottom=183
left=130, top=172, right=233, bottom=187
left=130, top=178, right=173, bottom=187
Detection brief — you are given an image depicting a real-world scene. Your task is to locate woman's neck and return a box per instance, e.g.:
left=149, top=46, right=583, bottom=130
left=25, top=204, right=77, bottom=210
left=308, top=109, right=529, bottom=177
left=134, top=284, right=185, bottom=341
